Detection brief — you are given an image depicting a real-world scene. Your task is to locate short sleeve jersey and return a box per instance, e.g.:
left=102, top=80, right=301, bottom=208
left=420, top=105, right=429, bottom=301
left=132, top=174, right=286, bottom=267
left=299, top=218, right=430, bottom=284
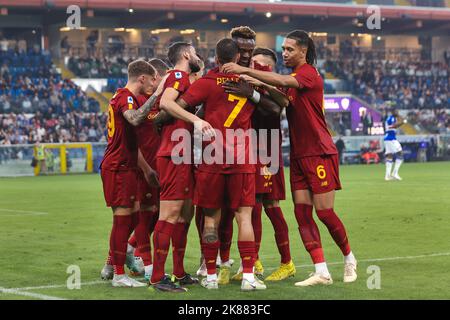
left=101, top=88, right=139, bottom=171
left=286, top=63, right=337, bottom=159
left=181, top=67, right=256, bottom=174
left=156, top=70, right=192, bottom=157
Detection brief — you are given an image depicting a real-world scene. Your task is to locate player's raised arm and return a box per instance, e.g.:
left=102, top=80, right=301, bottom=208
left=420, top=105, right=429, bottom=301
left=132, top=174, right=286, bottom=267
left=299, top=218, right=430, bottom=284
left=222, top=79, right=281, bottom=115
left=222, top=63, right=299, bottom=89
left=123, top=73, right=166, bottom=127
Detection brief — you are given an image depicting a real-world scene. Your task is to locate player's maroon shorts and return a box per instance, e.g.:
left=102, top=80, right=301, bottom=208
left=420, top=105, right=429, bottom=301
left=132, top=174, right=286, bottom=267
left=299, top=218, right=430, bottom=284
left=157, top=156, right=194, bottom=201
left=101, top=168, right=138, bottom=208
left=136, top=169, right=159, bottom=207
left=263, top=166, right=286, bottom=201
left=194, top=171, right=255, bottom=210
left=290, top=154, right=341, bottom=194
left=255, top=164, right=272, bottom=195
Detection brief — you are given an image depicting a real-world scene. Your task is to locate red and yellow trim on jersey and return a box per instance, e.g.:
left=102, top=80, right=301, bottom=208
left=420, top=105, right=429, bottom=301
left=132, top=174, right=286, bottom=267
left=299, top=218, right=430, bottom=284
left=173, top=81, right=180, bottom=90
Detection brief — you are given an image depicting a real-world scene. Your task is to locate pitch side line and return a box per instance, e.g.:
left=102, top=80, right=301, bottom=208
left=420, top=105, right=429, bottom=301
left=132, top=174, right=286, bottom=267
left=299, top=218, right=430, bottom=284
left=264, top=251, right=450, bottom=271
left=0, top=208, right=49, bottom=216
left=0, top=287, right=66, bottom=300
left=7, top=252, right=450, bottom=292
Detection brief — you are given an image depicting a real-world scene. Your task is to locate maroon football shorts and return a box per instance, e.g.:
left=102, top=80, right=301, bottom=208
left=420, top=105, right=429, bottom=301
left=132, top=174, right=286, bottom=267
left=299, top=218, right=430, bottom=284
left=194, top=171, right=255, bottom=210
left=157, top=156, right=194, bottom=201
left=290, top=154, right=341, bottom=194
left=136, top=169, right=160, bottom=207
left=262, top=165, right=286, bottom=201
left=101, top=168, right=138, bottom=208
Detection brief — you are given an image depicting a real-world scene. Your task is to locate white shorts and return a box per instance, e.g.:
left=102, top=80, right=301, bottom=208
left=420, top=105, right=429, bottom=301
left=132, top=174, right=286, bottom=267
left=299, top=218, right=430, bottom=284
left=384, top=140, right=402, bottom=155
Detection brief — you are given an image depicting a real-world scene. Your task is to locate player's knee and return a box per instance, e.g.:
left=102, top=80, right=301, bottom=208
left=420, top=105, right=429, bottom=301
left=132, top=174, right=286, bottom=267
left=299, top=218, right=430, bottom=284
left=263, top=199, right=279, bottom=209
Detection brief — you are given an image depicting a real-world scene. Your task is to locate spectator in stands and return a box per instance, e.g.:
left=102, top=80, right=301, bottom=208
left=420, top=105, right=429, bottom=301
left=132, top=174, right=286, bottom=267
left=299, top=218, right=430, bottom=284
left=335, top=136, right=346, bottom=165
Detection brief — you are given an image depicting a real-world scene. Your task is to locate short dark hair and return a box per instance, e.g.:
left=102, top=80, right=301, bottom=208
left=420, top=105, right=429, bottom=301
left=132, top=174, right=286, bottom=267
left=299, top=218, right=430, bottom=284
left=127, top=59, right=156, bottom=79
left=252, top=47, right=277, bottom=64
left=167, top=42, right=192, bottom=66
left=230, top=26, right=256, bottom=40
left=148, top=58, right=170, bottom=76
left=285, top=30, right=317, bottom=65
left=216, top=38, right=239, bottom=65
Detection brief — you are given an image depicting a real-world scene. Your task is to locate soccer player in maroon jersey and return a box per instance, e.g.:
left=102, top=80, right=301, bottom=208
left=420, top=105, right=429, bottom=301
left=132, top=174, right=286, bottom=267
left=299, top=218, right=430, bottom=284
left=149, top=42, right=209, bottom=292
left=217, top=26, right=284, bottom=284
left=223, top=30, right=358, bottom=286
left=100, top=59, right=163, bottom=287
left=241, top=47, right=296, bottom=281
left=128, top=58, right=171, bottom=282
left=162, top=38, right=280, bottom=291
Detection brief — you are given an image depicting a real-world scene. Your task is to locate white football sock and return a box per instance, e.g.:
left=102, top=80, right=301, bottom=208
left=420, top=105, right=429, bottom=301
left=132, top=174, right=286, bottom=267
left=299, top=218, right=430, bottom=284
left=385, top=160, right=393, bottom=177
left=243, top=272, right=255, bottom=282
left=207, top=273, right=218, bottom=282
left=314, top=262, right=330, bottom=277
left=393, top=159, right=403, bottom=176
left=126, top=243, right=135, bottom=254
left=344, top=251, right=356, bottom=264
left=221, top=260, right=231, bottom=268
left=144, top=264, right=153, bottom=275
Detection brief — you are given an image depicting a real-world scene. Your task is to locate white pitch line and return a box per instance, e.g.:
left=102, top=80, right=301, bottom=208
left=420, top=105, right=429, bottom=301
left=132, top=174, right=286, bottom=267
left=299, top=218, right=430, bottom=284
left=0, top=287, right=66, bottom=300
left=0, top=208, right=49, bottom=216
left=264, top=251, right=450, bottom=271
left=7, top=252, right=450, bottom=292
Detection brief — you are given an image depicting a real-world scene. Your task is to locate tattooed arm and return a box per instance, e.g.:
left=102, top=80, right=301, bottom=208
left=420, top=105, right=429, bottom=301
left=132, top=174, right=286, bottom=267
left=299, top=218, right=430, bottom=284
left=123, top=93, right=159, bottom=126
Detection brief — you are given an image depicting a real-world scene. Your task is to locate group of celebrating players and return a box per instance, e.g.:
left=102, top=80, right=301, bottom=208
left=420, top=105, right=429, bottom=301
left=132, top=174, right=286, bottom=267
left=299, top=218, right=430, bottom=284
left=99, top=26, right=358, bottom=292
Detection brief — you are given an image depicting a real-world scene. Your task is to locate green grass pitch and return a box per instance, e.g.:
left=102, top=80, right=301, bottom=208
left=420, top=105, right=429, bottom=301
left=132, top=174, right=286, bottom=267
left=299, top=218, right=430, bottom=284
left=1, top=162, right=449, bottom=300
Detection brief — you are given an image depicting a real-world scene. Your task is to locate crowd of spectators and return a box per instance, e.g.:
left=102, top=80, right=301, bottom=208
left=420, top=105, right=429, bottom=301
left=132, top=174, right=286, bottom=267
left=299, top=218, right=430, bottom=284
left=0, top=111, right=107, bottom=145
left=1, top=49, right=100, bottom=114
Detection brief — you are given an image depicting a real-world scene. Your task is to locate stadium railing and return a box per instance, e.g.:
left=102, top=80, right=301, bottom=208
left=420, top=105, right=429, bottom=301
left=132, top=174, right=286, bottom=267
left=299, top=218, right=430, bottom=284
left=0, top=142, right=107, bottom=177
left=1, top=135, right=449, bottom=177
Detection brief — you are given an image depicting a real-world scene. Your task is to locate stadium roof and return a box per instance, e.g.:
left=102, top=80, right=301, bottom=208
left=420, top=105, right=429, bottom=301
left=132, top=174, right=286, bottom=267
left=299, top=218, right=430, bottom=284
left=0, top=0, right=449, bottom=35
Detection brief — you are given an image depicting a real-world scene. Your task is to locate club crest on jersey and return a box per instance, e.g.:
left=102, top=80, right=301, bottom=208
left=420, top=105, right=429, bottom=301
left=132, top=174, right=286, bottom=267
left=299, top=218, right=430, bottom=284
left=127, top=96, right=133, bottom=104
left=175, top=72, right=182, bottom=79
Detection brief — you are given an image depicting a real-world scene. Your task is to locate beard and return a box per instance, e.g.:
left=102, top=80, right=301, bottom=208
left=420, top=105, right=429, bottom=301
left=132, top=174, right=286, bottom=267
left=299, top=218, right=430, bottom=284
left=189, top=59, right=201, bottom=73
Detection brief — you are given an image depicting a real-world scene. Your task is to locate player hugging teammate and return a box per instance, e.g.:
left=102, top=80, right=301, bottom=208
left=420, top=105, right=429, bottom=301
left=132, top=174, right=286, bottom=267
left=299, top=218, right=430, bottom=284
left=99, top=27, right=358, bottom=292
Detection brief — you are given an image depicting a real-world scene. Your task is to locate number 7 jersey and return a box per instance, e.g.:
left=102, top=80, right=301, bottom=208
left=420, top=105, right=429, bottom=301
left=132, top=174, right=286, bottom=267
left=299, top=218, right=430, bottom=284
left=181, top=67, right=256, bottom=174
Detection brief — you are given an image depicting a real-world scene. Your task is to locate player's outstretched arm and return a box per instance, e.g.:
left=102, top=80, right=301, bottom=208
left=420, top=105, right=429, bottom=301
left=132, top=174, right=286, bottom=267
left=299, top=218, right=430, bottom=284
left=152, top=96, right=191, bottom=126
left=222, top=62, right=299, bottom=88
left=222, top=80, right=281, bottom=115
left=240, top=75, right=289, bottom=110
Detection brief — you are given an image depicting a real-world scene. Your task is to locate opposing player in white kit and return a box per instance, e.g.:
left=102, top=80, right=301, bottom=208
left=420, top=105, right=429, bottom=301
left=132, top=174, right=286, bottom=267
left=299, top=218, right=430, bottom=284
left=384, top=108, right=406, bottom=181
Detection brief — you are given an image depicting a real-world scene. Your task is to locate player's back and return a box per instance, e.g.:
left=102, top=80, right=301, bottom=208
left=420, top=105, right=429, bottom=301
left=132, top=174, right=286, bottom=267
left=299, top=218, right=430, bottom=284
left=181, top=67, right=256, bottom=173
left=195, top=67, right=255, bottom=131
left=101, top=88, right=139, bottom=170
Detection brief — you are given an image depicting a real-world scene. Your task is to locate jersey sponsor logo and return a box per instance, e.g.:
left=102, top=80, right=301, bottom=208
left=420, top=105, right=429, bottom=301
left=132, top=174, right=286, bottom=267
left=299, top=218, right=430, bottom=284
left=175, top=71, right=182, bottom=79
